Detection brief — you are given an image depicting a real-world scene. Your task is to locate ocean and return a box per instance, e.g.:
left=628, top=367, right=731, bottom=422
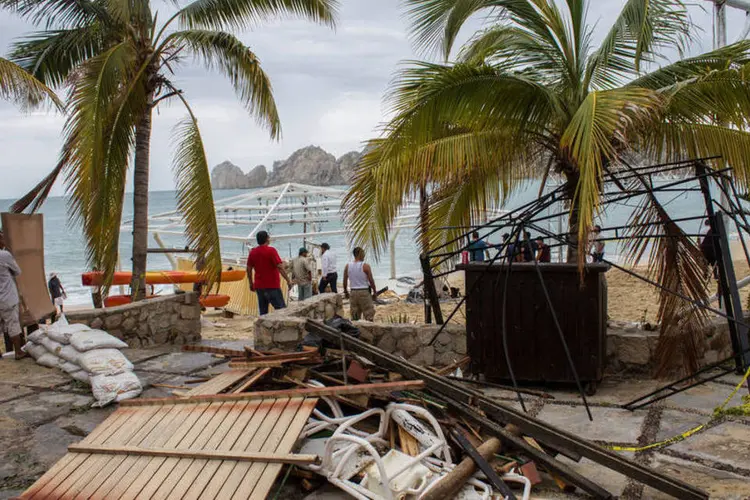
left=0, top=180, right=741, bottom=307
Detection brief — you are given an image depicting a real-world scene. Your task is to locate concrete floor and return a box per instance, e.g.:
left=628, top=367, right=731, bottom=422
left=0, top=343, right=748, bottom=500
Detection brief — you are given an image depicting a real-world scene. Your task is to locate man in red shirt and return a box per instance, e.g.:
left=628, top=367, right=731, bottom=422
left=246, top=231, right=291, bottom=315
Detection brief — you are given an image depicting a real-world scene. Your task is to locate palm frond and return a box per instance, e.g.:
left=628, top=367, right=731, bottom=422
left=63, top=41, right=144, bottom=290
left=167, top=29, right=280, bottom=139
left=0, top=56, right=62, bottom=109
left=561, top=87, right=661, bottom=265
left=171, top=115, right=222, bottom=290
left=623, top=184, right=709, bottom=376
left=178, top=0, right=337, bottom=31
left=0, top=0, right=108, bottom=28
left=587, top=0, right=692, bottom=89
left=10, top=153, right=67, bottom=213
left=10, top=24, right=114, bottom=88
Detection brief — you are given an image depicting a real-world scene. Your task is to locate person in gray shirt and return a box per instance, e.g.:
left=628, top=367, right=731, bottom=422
left=0, top=232, right=25, bottom=359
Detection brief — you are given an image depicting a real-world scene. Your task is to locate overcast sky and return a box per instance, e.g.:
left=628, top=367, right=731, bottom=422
left=0, top=0, right=747, bottom=199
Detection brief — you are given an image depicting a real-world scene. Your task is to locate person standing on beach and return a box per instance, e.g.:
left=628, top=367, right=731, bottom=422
left=319, top=243, right=338, bottom=293
left=535, top=237, right=551, bottom=263
left=589, top=225, right=605, bottom=262
left=521, top=231, right=536, bottom=262
left=468, top=231, right=490, bottom=262
left=0, top=232, right=26, bottom=359
left=246, top=231, right=291, bottom=315
left=343, top=247, right=377, bottom=321
left=47, top=273, right=66, bottom=314
left=292, top=247, right=313, bottom=301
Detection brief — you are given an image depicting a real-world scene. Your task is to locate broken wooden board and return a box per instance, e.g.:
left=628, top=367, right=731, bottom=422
left=20, top=397, right=318, bottom=499
left=186, top=369, right=255, bottom=396
left=182, top=345, right=248, bottom=357
left=121, top=380, right=426, bottom=407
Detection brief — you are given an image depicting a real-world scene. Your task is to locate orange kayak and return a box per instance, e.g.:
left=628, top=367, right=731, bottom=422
left=105, top=294, right=231, bottom=309
left=200, top=294, right=231, bottom=308
left=82, top=270, right=246, bottom=286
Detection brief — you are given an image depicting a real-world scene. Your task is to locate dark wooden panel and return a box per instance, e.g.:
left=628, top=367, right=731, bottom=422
left=457, top=263, right=608, bottom=384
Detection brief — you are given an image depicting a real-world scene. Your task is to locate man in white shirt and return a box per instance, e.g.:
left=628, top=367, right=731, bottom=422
left=0, top=232, right=25, bottom=359
left=319, top=242, right=338, bottom=293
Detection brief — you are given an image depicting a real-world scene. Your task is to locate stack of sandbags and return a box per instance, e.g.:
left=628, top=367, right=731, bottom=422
left=22, top=316, right=142, bottom=406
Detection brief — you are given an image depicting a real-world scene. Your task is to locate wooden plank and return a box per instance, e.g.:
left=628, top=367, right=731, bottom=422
left=232, top=368, right=270, bottom=393
left=150, top=400, right=251, bottom=499
left=121, top=380, right=425, bottom=406
left=98, top=402, right=212, bottom=499
left=186, top=370, right=254, bottom=396
left=68, top=446, right=319, bottom=465
left=232, top=351, right=318, bottom=363
left=115, top=402, right=222, bottom=499
left=228, top=360, right=285, bottom=369
left=22, top=408, right=132, bottom=499
left=182, top=345, right=247, bottom=357
left=210, top=398, right=294, bottom=500
left=69, top=403, right=186, bottom=499
left=184, top=398, right=280, bottom=500
left=246, top=398, right=320, bottom=500
left=229, top=397, right=307, bottom=500
left=134, top=401, right=240, bottom=499
left=46, top=405, right=165, bottom=499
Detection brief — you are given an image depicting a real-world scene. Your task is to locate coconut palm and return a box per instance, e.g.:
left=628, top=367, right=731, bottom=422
left=0, top=56, right=60, bottom=108
left=3, top=0, right=338, bottom=299
left=343, top=0, right=750, bottom=374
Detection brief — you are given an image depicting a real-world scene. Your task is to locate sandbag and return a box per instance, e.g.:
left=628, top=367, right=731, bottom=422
left=39, top=336, right=64, bottom=356
left=22, top=342, right=47, bottom=360
left=26, top=329, right=46, bottom=344
left=47, top=322, right=90, bottom=345
left=59, top=360, right=80, bottom=374
left=70, top=330, right=128, bottom=352
left=36, top=352, right=64, bottom=369
left=78, top=349, right=133, bottom=375
left=69, top=370, right=90, bottom=385
left=57, top=345, right=82, bottom=365
left=91, top=372, right=142, bottom=407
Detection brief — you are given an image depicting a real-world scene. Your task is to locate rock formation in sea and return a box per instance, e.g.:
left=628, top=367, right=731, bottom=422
left=210, top=146, right=362, bottom=189
left=210, top=161, right=268, bottom=189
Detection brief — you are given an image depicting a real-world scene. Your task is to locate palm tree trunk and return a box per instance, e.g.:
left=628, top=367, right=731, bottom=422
left=131, top=103, right=153, bottom=301
left=564, top=170, right=580, bottom=263
left=418, top=184, right=429, bottom=252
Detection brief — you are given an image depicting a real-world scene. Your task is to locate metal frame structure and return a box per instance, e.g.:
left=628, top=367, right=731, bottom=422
left=419, top=157, right=750, bottom=415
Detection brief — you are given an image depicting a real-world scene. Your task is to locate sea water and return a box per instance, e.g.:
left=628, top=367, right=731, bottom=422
left=0, top=180, right=742, bottom=307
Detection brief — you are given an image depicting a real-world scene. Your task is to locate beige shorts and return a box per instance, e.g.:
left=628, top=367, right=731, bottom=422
left=350, top=289, right=375, bottom=321
left=0, top=304, right=21, bottom=338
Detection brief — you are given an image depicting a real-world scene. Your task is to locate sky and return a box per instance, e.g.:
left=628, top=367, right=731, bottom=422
left=0, top=0, right=748, bottom=199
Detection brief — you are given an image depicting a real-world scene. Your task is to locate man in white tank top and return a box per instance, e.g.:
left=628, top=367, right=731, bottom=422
left=343, top=247, right=377, bottom=321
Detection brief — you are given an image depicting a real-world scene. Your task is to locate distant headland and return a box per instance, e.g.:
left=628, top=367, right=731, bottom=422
left=210, top=145, right=362, bottom=189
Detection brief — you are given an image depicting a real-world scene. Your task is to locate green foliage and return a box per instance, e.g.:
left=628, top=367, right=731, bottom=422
left=3, top=0, right=339, bottom=292
left=0, top=56, right=61, bottom=109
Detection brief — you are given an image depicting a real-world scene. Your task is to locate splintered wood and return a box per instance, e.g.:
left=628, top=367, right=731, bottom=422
left=20, top=397, right=318, bottom=499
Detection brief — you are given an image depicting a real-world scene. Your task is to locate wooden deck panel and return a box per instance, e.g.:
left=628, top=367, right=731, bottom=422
left=22, top=367, right=320, bottom=500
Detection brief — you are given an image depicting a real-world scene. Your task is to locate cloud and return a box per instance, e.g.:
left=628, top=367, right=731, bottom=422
left=0, top=1, right=749, bottom=199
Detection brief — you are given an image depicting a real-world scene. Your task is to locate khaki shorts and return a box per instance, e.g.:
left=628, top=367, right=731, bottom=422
left=0, top=304, right=21, bottom=338
left=350, top=289, right=375, bottom=321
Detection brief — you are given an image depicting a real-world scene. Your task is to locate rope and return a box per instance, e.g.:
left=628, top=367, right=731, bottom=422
left=607, top=365, right=750, bottom=452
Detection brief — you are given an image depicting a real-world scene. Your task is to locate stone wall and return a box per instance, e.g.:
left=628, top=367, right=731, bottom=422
left=255, top=293, right=344, bottom=348
left=66, top=293, right=201, bottom=347
left=606, top=316, right=735, bottom=373
left=357, top=322, right=466, bottom=367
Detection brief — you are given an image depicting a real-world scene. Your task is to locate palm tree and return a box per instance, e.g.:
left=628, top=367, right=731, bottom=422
left=343, top=0, right=750, bottom=374
left=0, top=56, right=60, bottom=108
left=3, top=0, right=338, bottom=299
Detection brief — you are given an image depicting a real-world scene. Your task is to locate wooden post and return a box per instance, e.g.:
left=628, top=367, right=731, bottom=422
left=421, top=438, right=502, bottom=500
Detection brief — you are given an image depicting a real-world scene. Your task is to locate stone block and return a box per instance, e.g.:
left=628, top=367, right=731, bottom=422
left=122, top=317, right=137, bottom=331
left=454, top=334, right=467, bottom=355
left=397, top=335, right=420, bottom=357
left=104, top=314, right=123, bottom=330
left=90, top=317, right=103, bottom=329
left=409, top=345, right=435, bottom=366
left=433, top=332, right=453, bottom=347
left=609, top=332, right=653, bottom=366
left=275, top=327, right=303, bottom=344
left=377, top=334, right=396, bottom=353
left=324, top=303, right=336, bottom=319
left=180, top=304, right=200, bottom=320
